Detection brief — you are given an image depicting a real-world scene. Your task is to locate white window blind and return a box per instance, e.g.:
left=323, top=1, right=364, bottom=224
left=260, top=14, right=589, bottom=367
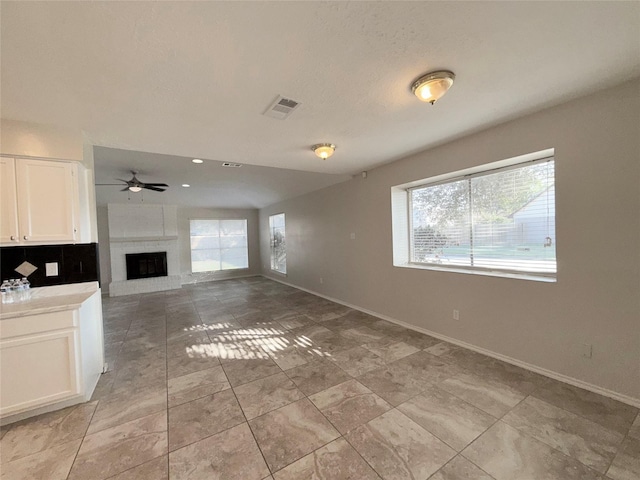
left=409, top=158, right=556, bottom=276
left=269, top=213, right=286, bottom=274
left=190, top=219, right=248, bottom=273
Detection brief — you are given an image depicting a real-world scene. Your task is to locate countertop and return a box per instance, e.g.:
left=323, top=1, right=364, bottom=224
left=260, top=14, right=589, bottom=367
left=0, top=282, right=100, bottom=320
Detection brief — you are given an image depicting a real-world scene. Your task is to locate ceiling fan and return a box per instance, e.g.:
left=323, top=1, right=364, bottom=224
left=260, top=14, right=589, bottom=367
left=96, top=171, right=169, bottom=192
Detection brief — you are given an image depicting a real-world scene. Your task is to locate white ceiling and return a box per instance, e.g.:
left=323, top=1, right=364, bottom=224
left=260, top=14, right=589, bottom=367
left=1, top=2, right=639, bottom=186
left=92, top=146, right=351, bottom=208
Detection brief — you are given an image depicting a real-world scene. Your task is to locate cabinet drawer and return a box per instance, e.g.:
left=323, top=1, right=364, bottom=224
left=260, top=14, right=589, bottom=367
left=0, top=309, right=77, bottom=339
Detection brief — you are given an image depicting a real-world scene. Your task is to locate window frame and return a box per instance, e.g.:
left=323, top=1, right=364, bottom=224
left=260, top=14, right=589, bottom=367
left=268, top=212, right=287, bottom=275
left=189, top=218, right=249, bottom=273
left=392, top=149, right=557, bottom=282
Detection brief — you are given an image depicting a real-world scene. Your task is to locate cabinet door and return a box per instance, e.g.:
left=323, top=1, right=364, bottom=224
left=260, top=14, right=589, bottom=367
left=16, top=159, right=78, bottom=243
left=0, top=157, right=19, bottom=243
left=0, top=329, right=80, bottom=416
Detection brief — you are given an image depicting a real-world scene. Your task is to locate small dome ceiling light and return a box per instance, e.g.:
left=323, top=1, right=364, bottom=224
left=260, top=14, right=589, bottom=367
left=411, top=70, right=455, bottom=104
left=312, top=143, right=336, bottom=159
left=128, top=186, right=142, bottom=193
left=192, top=159, right=203, bottom=164
left=182, top=184, right=190, bottom=188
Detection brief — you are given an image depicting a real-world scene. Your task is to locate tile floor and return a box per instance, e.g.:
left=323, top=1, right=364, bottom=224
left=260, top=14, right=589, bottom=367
left=1, top=277, right=638, bottom=479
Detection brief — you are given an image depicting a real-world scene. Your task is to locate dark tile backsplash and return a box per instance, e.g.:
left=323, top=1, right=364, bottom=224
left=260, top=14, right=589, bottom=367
left=0, top=243, right=100, bottom=287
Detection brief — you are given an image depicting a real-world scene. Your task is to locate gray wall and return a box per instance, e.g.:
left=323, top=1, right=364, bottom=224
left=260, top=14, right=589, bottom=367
left=259, top=79, right=640, bottom=402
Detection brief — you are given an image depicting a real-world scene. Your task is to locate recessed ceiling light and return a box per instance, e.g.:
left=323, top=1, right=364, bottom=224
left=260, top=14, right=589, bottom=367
left=192, top=159, right=203, bottom=164
left=312, top=143, right=336, bottom=159
left=411, top=70, right=455, bottom=104
left=182, top=184, right=190, bottom=188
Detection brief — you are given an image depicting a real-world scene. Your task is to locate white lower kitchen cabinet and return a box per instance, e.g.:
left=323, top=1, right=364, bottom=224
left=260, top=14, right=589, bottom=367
left=0, top=282, right=104, bottom=424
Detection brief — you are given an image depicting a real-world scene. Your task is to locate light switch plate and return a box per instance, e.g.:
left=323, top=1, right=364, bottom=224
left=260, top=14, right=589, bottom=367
left=45, top=262, right=59, bottom=277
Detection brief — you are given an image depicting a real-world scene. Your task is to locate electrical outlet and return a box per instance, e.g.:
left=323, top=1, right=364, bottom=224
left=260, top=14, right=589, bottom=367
left=350, top=233, right=356, bottom=240
left=320, top=277, right=324, bottom=284
left=453, top=309, right=459, bottom=320
left=582, top=343, right=593, bottom=359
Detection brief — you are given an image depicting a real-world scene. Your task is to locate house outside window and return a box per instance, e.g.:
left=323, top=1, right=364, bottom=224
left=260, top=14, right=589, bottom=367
left=269, top=213, right=286, bottom=274
left=393, top=152, right=556, bottom=280
left=190, top=219, right=248, bottom=272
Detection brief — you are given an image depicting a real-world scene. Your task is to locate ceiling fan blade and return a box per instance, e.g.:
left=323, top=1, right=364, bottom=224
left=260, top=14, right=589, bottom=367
left=116, top=178, right=131, bottom=183
left=143, top=185, right=166, bottom=192
left=143, top=183, right=169, bottom=187
left=121, top=187, right=130, bottom=192
left=95, top=183, right=126, bottom=186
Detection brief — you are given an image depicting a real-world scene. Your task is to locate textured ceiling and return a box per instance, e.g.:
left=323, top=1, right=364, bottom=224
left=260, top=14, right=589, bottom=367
left=92, top=146, right=351, bottom=208
left=1, top=2, right=639, bottom=179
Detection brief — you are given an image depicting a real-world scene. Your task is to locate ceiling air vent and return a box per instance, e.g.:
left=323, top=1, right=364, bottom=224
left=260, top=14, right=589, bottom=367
left=263, top=95, right=300, bottom=120
left=221, top=162, right=243, bottom=168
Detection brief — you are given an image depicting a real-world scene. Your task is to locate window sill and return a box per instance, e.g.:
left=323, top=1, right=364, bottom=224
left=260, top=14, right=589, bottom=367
left=395, top=262, right=556, bottom=283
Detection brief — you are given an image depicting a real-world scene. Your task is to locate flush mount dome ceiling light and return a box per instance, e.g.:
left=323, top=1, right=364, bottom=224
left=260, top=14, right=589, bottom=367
left=192, top=159, right=203, bottom=164
left=312, top=143, right=336, bottom=159
left=411, top=70, right=455, bottom=104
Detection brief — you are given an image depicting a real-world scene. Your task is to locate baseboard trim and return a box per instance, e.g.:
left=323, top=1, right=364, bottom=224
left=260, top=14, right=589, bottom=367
left=262, top=274, right=640, bottom=408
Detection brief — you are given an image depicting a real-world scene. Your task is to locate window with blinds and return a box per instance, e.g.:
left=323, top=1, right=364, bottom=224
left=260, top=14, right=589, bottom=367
left=269, top=213, right=286, bottom=274
left=190, top=219, right=249, bottom=272
left=409, top=157, right=556, bottom=277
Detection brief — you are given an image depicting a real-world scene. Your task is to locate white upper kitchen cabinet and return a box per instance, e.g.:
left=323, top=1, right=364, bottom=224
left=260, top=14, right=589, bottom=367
left=1, top=157, right=81, bottom=245
left=0, top=157, right=19, bottom=243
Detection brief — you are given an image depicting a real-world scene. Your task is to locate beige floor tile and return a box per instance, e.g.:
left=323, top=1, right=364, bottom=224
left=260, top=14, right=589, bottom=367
left=462, top=421, right=602, bottom=480
left=168, top=389, right=245, bottom=451
left=397, top=386, right=496, bottom=451
left=423, top=342, right=458, bottom=357
left=167, top=351, right=221, bottom=379
left=439, top=372, right=525, bottom=417
left=169, top=422, right=269, bottom=480
left=285, top=359, right=353, bottom=395
left=430, top=455, right=495, bottom=480
left=391, top=351, right=461, bottom=385
left=104, top=455, right=168, bottom=480
left=328, top=346, right=387, bottom=377
left=168, top=365, right=230, bottom=407
left=249, top=398, right=340, bottom=472
left=221, top=357, right=282, bottom=386
left=607, top=435, right=640, bottom=480
left=502, top=396, right=623, bottom=473
left=87, top=381, right=167, bottom=434
left=234, top=372, right=305, bottom=419
left=273, top=438, right=380, bottom=479
left=357, top=364, right=432, bottom=406
left=0, top=401, right=97, bottom=463
left=533, top=378, right=639, bottom=436
left=0, top=439, right=81, bottom=480
left=346, top=409, right=456, bottom=480
left=309, top=379, right=391, bottom=434
left=68, top=411, right=167, bottom=480
left=362, top=339, right=420, bottom=363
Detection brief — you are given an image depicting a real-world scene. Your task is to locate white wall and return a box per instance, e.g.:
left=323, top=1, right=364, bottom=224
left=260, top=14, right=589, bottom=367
left=259, top=79, right=640, bottom=403
left=0, top=119, right=84, bottom=161
left=96, top=206, right=111, bottom=292
left=178, top=207, right=261, bottom=284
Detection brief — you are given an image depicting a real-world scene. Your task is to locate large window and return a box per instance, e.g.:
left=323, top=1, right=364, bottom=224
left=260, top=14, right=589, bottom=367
left=406, top=156, right=556, bottom=278
left=269, top=213, right=286, bottom=274
left=190, top=219, right=248, bottom=273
